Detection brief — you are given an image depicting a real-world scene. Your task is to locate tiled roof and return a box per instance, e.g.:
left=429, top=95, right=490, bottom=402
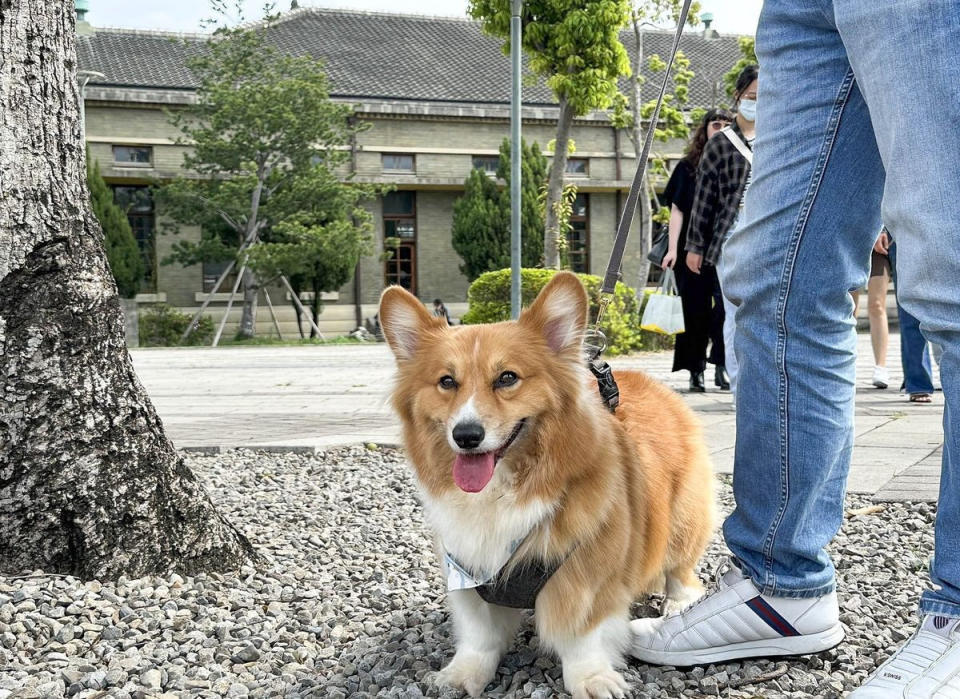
left=77, top=8, right=743, bottom=108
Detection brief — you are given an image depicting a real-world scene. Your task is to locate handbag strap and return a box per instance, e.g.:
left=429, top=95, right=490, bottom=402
left=661, top=267, right=677, bottom=295
left=721, top=127, right=753, bottom=165
left=599, top=0, right=693, bottom=300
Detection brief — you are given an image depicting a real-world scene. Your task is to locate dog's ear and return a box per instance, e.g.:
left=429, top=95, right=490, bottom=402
left=519, top=271, right=588, bottom=354
left=379, top=285, right=439, bottom=360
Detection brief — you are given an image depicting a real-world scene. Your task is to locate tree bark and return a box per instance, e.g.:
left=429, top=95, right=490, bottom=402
left=0, top=1, right=256, bottom=579
left=239, top=267, right=259, bottom=339
left=543, top=97, right=574, bottom=269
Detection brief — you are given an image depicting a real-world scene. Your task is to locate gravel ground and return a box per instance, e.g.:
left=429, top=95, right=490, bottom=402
left=0, top=446, right=937, bottom=698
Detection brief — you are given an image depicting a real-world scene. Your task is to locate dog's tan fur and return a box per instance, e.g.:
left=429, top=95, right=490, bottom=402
left=380, top=272, right=715, bottom=698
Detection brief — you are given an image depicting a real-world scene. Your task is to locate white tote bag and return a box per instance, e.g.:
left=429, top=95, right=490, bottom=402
left=641, top=268, right=685, bottom=335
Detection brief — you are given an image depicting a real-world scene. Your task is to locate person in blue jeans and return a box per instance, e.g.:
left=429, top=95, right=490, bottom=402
left=889, top=240, right=937, bottom=403
left=630, top=2, right=960, bottom=696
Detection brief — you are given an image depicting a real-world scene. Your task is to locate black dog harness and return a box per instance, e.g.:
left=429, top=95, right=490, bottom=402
left=444, top=537, right=571, bottom=610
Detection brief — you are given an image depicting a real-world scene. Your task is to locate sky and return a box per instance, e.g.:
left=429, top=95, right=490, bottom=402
left=86, top=0, right=762, bottom=36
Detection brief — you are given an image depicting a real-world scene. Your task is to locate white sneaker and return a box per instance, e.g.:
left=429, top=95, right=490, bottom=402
left=872, top=365, right=890, bottom=389
left=848, top=615, right=960, bottom=698
left=629, top=561, right=844, bottom=666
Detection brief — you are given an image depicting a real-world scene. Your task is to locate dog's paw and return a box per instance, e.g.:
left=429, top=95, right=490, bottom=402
left=433, top=652, right=498, bottom=697
left=568, top=668, right=628, bottom=699
left=661, top=584, right=703, bottom=617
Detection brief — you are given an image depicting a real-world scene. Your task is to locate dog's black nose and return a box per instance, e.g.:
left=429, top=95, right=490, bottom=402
left=452, top=422, right=485, bottom=450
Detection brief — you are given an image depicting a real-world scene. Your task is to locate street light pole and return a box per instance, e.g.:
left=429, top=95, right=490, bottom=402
left=77, top=70, right=105, bottom=138
left=510, top=0, right=522, bottom=319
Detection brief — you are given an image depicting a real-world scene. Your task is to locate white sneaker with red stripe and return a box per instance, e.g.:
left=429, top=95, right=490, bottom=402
left=630, top=561, right=844, bottom=666
left=848, top=614, right=960, bottom=697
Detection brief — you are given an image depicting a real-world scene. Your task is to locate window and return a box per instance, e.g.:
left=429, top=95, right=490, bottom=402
left=382, top=153, right=415, bottom=172
left=112, top=145, right=152, bottom=166
left=202, top=259, right=238, bottom=295
left=112, top=185, right=156, bottom=292
left=566, top=158, right=589, bottom=177
left=567, top=193, right=589, bottom=274
left=383, top=191, right=416, bottom=293
left=472, top=155, right=500, bottom=175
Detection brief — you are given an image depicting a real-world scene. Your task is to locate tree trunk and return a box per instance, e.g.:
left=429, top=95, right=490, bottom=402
left=543, top=97, right=574, bottom=269
left=0, top=1, right=256, bottom=579
left=239, top=267, right=259, bottom=339
left=631, top=17, right=653, bottom=289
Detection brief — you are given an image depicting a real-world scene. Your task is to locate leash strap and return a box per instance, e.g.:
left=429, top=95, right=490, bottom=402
left=599, top=0, right=694, bottom=301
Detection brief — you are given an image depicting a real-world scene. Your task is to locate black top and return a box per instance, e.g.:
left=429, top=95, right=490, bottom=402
left=686, top=121, right=753, bottom=266
left=663, top=159, right=697, bottom=254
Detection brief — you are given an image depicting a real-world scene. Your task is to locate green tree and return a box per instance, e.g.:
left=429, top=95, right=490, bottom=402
left=469, top=0, right=632, bottom=268
left=451, top=169, right=511, bottom=281
left=157, top=14, right=374, bottom=338
left=610, top=0, right=700, bottom=289
left=86, top=156, right=143, bottom=298
left=243, top=167, right=375, bottom=336
left=451, top=138, right=547, bottom=280
left=723, top=36, right=758, bottom=99
left=497, top=138, right=548, bottom=267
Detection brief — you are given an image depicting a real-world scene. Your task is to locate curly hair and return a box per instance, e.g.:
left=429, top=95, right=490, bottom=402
left=682, top=108, right=735, bottom=168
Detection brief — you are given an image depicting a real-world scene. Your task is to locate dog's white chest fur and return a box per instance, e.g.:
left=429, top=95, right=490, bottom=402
left=417, top=469, right=552, bottom=578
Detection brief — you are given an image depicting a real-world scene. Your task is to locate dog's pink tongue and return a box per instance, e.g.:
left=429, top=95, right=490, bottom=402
left=453, top=452, right=496, bottom=493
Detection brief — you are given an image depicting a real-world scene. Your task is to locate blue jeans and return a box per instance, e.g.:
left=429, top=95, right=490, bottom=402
left=890, top=243, right=936, bottom=394
left=721, top=0, right=960, bottom=618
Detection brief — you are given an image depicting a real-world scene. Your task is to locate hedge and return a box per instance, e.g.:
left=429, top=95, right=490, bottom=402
left=460, top=268, right=673, bottom=356
left=139, top=304, right=214, bottom=347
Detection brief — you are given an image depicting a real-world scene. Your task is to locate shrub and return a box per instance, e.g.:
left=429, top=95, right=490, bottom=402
left=139, top=304, right=214, bottom=347
left=87, top=156, right=143, bottom=298
left=461, top=268, right=673, bottom=355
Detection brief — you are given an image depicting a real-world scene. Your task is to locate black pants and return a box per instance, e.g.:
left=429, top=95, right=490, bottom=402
left=672, top=255, right=725, bottom=373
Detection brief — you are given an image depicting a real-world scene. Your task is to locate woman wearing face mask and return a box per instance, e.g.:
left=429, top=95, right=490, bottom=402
left=661, top=108, right=734, bottom=392
left=684, top=64, right=759, bottom=397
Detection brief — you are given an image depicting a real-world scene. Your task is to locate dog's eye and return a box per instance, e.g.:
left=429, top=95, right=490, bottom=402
left=494, top=371, right=519, bottom=388
left=438, top=375, right=458, bottom=390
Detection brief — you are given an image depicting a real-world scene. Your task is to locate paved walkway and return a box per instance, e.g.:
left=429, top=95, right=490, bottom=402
left=131, top=332, right=945, bottom=502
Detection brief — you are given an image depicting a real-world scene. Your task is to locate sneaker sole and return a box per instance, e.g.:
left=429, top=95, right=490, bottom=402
left=630, top=624, right=845, bottom=666
left=872, top=380, right=888, bottom=389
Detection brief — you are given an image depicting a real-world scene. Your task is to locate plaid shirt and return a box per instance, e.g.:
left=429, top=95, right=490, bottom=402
left=685, top=121, right=752, bottom=266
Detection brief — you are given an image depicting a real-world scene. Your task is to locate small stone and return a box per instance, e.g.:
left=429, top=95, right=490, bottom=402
left=231, top=642, right=260, bottom=664
left=140, top=669, right=162, bottom=690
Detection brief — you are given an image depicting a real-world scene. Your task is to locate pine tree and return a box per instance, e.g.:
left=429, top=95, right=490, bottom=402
left=451, top=138, right=548, bottom=280
left=451, top=169, right=510, bottom=281
left=86, top=157, right=143, bottom=298
left=497, top=138, right=547, bottom=268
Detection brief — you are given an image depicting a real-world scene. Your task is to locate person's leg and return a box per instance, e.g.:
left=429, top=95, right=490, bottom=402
left=866, top=267, right=889, bottom=368
left=850, top=289, right=861, bottom=319
left=672, top=258, right=709, bottom=380
left=720, top=0, right=883, bottom=598
left=836, top=0, right=960, bottom=694
left=897, top=300, right=935, bottom=397
left=866, top=260, right=890, bottom=388
left=706, top=267, right=726, bottom=369
left=721, top=294, right=738, bottom=395
left=631, top=0, right=885, bottom=666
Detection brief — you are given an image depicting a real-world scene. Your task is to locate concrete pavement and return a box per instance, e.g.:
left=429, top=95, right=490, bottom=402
left=131, top=332, right=945, bottom=502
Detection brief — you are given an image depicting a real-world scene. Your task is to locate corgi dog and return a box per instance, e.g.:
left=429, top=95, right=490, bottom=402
left=379, top=272, right=715, bottom=699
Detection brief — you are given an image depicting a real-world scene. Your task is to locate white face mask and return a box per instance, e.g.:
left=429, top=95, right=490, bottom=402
left=739, top=98, right=757, bottom=122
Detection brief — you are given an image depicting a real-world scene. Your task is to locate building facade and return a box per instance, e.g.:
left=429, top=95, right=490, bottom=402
left=76, top=7, right=741, bottom=336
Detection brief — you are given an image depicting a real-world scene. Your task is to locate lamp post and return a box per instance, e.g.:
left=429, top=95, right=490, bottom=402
left=510, top=0, right=522, bottom=319
left=77, top=70, right=105, bottom=138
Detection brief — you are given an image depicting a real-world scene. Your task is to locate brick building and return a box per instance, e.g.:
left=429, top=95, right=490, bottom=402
left=75, top=5, right=741, bottom=336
